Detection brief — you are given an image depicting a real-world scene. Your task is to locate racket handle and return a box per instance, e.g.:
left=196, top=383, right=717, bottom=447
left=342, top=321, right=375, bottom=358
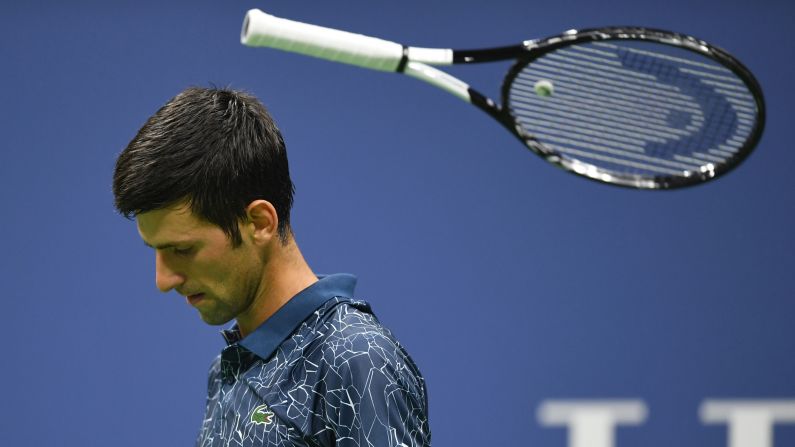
left=242, top=9, right=404, bottom=72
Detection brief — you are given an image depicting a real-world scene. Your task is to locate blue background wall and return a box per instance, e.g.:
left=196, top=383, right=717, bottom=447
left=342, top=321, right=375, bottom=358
left=1, top=0, right=793, bottom=445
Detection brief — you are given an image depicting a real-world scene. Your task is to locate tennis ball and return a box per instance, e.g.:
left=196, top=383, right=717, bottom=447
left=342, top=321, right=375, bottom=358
left=534, top=79, right=554, bottom=97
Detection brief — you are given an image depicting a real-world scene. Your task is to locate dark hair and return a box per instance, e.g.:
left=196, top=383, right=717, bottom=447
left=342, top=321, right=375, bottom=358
left=113, top=87, right=294, bottom=245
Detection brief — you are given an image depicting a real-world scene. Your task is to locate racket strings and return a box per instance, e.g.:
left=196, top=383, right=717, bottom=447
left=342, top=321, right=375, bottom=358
left=506, top=41, right=759, bottom=183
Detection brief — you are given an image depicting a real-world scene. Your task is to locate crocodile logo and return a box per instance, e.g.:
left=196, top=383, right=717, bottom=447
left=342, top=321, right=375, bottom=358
left=250, top=404, right=274, bottom=426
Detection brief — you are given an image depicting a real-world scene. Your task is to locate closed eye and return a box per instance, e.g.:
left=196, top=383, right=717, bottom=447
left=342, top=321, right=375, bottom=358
left=172, top=247, right=194, bottom=256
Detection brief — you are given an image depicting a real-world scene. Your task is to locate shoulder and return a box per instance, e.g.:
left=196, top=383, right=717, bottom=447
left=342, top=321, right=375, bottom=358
left=312, top=299, right=427, bottom=396
left=318, top=300, right=403, bottom=363
left=206, top=354, right=222, bottom=379
left=308, top=300, right=431, bottom=445
left=202, top=354, right=224, bottom=397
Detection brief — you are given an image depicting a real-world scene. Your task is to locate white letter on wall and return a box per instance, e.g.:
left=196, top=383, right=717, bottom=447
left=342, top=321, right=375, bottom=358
left=700, top=400, right=795, bottom=447
left=537, top=400, right=648, bottom=447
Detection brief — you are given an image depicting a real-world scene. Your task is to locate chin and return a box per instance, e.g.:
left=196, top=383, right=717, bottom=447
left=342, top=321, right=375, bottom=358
left=198, top=311, right=235, bottom=326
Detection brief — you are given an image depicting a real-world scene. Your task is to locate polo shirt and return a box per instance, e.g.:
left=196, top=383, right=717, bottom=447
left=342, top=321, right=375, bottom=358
left=196, top=274, right=431, bottom=447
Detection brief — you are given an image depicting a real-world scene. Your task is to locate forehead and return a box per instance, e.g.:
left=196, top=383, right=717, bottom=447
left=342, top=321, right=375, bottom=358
left=136, top=203, right=217, bottom=247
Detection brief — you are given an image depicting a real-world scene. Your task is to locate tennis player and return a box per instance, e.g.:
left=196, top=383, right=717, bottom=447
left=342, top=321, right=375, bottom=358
left=113, top=87, right=431, bottom=446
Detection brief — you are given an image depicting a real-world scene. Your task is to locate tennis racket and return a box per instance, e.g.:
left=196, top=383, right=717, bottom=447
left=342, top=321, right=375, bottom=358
left=240, top=9, right=765, bottom=189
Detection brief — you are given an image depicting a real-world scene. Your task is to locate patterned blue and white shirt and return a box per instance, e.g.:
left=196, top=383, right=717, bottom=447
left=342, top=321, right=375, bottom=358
left=196, top=274, right=431, bottom=447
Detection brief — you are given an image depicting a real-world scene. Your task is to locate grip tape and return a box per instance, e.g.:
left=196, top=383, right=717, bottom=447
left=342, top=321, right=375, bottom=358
left=241, top=9, right=404, bottom=72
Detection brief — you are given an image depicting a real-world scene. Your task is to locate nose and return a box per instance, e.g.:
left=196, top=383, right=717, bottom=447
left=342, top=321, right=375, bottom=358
left=155, top=251, right=186, bottom=292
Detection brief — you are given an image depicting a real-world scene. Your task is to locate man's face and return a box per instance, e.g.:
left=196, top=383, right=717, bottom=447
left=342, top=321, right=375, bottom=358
left=136, top=202, right=263, bottom=326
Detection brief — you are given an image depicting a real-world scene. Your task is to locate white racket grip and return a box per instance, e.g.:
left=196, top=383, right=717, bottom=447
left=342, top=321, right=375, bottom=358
left=242, top=9, right=404, bottom=72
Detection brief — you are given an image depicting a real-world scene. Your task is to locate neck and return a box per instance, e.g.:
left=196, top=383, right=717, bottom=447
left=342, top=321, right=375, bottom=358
left=236, top=237, right=316, bottom=337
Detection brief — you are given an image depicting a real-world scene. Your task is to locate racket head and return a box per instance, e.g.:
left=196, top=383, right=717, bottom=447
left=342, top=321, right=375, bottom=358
left=500, top=28, right=765, bottom=189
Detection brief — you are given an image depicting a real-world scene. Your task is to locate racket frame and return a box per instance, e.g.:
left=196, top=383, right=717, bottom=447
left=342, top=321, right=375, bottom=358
left=410, top=28, right=766, bottom=189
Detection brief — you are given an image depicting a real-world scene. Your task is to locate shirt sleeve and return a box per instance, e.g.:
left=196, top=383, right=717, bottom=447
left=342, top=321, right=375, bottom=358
left=316, top=330, right=431, bottom=447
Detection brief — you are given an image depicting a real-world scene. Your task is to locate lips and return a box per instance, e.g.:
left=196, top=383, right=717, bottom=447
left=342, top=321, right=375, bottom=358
left=186, top=293, right=205, bottom=306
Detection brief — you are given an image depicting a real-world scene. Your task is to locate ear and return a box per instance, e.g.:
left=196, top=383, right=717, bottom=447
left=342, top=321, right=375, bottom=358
left=244, top=200, right=279, bottom=245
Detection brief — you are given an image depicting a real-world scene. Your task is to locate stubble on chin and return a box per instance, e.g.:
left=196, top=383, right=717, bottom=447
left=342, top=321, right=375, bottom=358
left=196, top=298, right=238, bottom=326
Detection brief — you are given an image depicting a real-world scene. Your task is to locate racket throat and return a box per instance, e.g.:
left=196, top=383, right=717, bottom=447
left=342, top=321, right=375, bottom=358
left=468, top=88, right=514, bottom=127
left=402, top=61, right=472, bottom=101
left=452, top=44, right=527, bottom=63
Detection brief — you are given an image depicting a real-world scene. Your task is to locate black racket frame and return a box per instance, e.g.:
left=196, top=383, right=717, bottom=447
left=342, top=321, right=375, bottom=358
left=449, top=27, right=765, bottom=189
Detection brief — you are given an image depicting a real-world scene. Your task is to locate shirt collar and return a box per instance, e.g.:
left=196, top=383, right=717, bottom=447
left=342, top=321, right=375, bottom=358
left=221, top=273, right=357, bottom=361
